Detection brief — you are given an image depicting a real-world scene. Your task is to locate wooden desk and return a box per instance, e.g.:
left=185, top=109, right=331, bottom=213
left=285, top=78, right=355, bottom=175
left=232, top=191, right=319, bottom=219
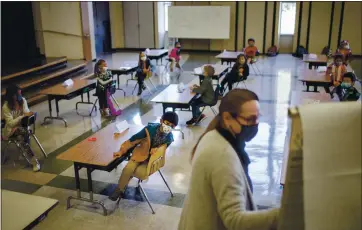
left=145, top=49, right=168, bottom=65
left=193, top=64, right=229, bottom=85
left=280, top=91, right=337, bottom=185
left=109, top=62, right=139, bottom=96
left=1, top=190, right=58, bottom=230
left=215, top=51, right=244, bottom=65
left=40, top=76, right=96, bottom=127
left=57, top=124, right=143, bottom=216
left=298, top=69, right=331, bottom=93
left=303, top=54, right=328, bottom=69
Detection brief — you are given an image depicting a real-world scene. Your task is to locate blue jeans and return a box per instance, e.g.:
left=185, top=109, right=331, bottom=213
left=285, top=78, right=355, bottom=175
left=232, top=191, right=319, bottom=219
left=191, top=98, right=207, bottom=118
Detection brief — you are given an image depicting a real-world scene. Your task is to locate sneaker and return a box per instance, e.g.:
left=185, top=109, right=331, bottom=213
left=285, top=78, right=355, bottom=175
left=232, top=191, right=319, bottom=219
left=32, top=158, right=40, bottom=172
left=186, top=118, right=197, bottom=126
left=137, top=88, right=143, bottom=96
left=109, top=187, right=123, bottom=201
left=104, top=109, right=111, bottom=116
left=195, top=114, right=207, bottom=124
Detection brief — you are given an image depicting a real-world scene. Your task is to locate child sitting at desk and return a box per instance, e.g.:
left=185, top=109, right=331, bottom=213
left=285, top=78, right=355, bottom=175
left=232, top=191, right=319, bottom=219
left=109, top=112, right=179, bottom=201
left=340, top=72, right=360, bottom=101
left=220, top=54, right=250, bottom=94
left=337, top=40, right=352, bottom=65
left=169, top=42, right=182, bottom=72
left=94, top=59, right=122, bottom=117
left=136, top=52, right=152, bottom=96
left=244, top=38, right=259, bottom=64
left=186, top=65, right=215, bottom=126
left=327, top=53, right=347, bottom=99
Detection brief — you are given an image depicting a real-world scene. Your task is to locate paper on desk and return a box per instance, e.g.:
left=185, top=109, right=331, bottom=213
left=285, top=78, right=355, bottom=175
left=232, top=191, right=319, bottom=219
left=309, top=53, right=317, bottom=59
left=279, top=103, right=362, bottom=230
left=194, top=67, right=202, bottom=74
left=317, top=66, right=327, bottom=72
left=116, top=120, right=129, bottom=134
left=62, top=79, right=74, bottom=87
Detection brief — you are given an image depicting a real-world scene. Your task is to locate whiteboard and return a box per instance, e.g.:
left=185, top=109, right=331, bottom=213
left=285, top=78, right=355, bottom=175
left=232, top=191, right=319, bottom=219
left=168, top=6, right=230, bottom=39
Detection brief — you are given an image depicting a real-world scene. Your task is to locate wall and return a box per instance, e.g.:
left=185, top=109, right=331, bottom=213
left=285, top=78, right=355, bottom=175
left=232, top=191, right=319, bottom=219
left=109, top=2, right=124, bottom=49
left=156, top=2, right=166, bottom=49
left=293, top=1, right=362, bottom=55
left=108, top=1, right=362, bottom=55
left=33, top=2, right=84, bottom=59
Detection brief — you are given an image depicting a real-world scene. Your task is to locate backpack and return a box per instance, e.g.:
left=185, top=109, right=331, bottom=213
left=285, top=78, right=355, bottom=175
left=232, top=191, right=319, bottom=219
left=321, top=46, right=332, bottom=57
left=293, top=46, right=308, bottom=58
left=267, top=45, right=278, bottom=56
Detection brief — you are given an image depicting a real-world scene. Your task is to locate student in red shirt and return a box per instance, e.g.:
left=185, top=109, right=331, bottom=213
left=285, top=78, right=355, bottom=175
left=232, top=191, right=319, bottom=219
left=169, top=42, right=181, bottom=72
left=244, top=38, right=259, bottom=64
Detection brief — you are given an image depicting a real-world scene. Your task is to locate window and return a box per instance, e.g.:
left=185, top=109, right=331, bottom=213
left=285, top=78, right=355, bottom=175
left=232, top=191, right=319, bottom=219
left=279, top=2, right=297, bottom=35
left=164, top=2, right=171, bottom=31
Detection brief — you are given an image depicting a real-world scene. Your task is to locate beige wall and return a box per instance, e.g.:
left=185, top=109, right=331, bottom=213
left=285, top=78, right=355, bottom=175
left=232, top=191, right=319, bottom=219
left=109, top=2, right=124, bottom=49
left=295, top=1, right=362, bottom=55
left=245, top=2, right=265, bottom=51
left=33, top=2, right=84, bottom=59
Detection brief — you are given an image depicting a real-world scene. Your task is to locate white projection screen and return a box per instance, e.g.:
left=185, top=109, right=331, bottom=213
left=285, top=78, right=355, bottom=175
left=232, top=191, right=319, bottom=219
left=168, top=6, right=230, bottom=39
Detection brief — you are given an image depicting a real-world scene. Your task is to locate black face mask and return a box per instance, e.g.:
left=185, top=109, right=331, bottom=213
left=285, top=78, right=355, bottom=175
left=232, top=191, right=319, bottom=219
left=17, top=94, right=22, bottom=102
left=235, top=121, right=259, bottom=142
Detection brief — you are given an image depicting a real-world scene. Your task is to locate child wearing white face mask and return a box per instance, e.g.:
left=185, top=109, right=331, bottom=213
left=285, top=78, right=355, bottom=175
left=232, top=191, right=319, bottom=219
left=94, top=59, right=122, bottom=117
left=136, top=52, right=152, bottom=96
left=109, top=112, right=179, bottom=201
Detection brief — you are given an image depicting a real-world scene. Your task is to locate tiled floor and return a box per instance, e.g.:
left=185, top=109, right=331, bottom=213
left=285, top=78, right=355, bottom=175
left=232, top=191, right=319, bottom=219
left=1, top=53, right=361, bottom=229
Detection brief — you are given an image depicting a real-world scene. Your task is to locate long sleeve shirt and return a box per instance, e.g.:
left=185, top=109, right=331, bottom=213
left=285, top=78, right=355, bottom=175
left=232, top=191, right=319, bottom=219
left=326, top=64, right=347, bottom=82
left=96, top=71, right=113, bottom=91
left=2, top=98, right=30, bottom=139
left=192, top=77, right=215, bottom=104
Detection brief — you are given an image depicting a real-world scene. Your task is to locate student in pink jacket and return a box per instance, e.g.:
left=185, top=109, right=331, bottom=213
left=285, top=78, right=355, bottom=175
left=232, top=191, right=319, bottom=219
left=169, top=42, right=181, bottom=72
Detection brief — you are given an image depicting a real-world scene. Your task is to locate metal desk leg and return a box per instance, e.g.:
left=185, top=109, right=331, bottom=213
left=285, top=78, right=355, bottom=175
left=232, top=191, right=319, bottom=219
left=115, top=74, right=126, bottom=97
left=76, top=91, right=97, bottom=115
left=42, top=96, right=67, bottom=127
left=66, top=164, right=108, bottom=216
left=309, top=63, right=312, bottom=69
left=173, top=128, right=185, bottom=140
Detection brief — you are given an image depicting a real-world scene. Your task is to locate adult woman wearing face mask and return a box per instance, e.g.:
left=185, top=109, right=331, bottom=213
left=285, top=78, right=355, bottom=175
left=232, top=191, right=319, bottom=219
left=178, top=89, right=278, bottom=230
left=136, top=52, right=152, bottom=96
left=2, top=84, right=41, bottom=172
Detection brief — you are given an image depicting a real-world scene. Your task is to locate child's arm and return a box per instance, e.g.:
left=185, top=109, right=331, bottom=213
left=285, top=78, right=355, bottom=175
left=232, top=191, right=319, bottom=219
left=97, top=72, right=113, bottom=86
left=243, top=64, right=250, bottom=78
left=192, top=80, right=208, bottom=94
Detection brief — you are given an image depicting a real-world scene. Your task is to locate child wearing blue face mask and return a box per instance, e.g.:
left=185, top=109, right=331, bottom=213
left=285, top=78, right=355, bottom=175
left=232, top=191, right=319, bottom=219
left=340, top=72, right=360, bottom=101
left=109, top=111, right=179, bottom=201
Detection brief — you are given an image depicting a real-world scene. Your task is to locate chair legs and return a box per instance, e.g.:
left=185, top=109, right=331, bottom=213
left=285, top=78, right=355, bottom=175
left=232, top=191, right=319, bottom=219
left=158, top=170, right=174, bottom=197
left=90, top=98, right=99, bottom=116
left=138, top=180, right=156, bottom=214
left=32, top=134, right=47, bottom=158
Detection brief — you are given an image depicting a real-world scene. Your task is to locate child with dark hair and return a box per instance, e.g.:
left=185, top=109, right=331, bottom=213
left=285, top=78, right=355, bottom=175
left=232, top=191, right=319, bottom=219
left=337, top=40, right=352, bottom=65
left=109, top=111, right=179, bottom=201
left=136, top=52, right=152, bottom=96
left=244, top=38, right=259, bottom=64
left=327, top=53, right=347, bottom=99
left=169, top=41, right=182, bottom=72
left=340, top=72, right=360, bottom=101
left=220, top=54, right=249, bottom=94
left=94, top=59, right=121, bottom=116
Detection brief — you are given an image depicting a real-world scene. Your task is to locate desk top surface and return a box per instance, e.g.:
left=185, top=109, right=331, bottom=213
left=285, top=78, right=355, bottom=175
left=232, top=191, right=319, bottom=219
left=303, top=54, right=328, bottom=63
left=298, top=69, right=330, bottom=83
left=57, top=124, right=143, bottom=166
left=40, top=76, right=96, bottom=96
left=1, top=190, right=58, bottom=230
left=193, top=64, right=229, bottom=76
left=145, top=49, right=168, bottom=56
left=290, top=91, right=337, bottom=106
left=108, top=61, right=138, bottom=71
left=215, top=51, right=244, bottom=59
left=151, top=84, right=196, bottom=104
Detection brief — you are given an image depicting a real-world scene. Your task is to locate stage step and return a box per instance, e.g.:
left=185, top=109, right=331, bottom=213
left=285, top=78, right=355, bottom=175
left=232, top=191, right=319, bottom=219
left=1, top=57, right=67, bottom=81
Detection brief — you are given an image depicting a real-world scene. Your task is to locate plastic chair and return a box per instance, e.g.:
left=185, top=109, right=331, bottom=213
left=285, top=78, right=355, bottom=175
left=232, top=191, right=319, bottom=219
left=117, top=144, right=173, bottom=214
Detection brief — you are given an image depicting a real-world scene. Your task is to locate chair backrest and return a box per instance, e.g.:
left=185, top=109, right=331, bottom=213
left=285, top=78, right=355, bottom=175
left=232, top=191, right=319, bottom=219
left=210, top=85, right=221, bottom=106
left=146, top=144, right=167, bottom=176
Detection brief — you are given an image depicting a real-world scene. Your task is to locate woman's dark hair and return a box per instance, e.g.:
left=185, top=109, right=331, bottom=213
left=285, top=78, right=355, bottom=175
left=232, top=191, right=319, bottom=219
left=162, top=111, right=179, bottom=127
left=191, top=89, right=259, bottom=160
left=5, top=84, right=23, bottom=110
left=94, top=59, right=106, bottom=75
left=175, top=41, right=181, bottom=47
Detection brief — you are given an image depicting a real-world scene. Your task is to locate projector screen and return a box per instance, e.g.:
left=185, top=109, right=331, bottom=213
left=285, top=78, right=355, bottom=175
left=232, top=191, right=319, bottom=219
left=168, top=6, right=230, bottom=39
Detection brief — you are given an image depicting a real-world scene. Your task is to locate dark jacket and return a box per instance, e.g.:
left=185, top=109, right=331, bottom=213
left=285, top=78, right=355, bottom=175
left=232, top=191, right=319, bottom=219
left=137, top=59, right=151, bottom=75
left=342, top=87, right=361, bottom=101
left=193, top=77, right=215, bottom=104
left=230, top=63, right=249, bottom=80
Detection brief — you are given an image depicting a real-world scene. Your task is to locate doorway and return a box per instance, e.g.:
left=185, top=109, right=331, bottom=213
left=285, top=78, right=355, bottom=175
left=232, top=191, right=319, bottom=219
left=93, top=2, right=112, bottom=56
left=278, top=2, right=297, bottom=54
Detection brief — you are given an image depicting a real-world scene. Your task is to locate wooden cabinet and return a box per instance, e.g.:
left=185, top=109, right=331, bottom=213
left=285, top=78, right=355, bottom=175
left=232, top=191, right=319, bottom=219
left=123, top=2, right=155, bottom=49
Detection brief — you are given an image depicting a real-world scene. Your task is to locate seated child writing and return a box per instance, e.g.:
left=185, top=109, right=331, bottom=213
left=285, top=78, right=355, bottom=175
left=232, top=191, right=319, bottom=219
left=136, top=52, right=152, bottom=96
left=169, top=42, right=181, bottom=72
left=244, top=38, right=259, bottom=64
left=220, top=54, right=249, bottom=94
left=340, top=72, right=360, bottom=101
left=336, top=40, right=352, bottom=65
left=327, top=53, right=347, bottom=100
left=186, top=65, right=215, bottom=125
left=95, top=59, right=122, bottom=116
left=109, top=112, right=179, bottom=201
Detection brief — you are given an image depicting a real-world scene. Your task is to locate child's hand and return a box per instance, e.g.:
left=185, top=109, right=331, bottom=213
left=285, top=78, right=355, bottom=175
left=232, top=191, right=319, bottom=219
left=333, top=81, right=340, bottom=86
left=150, top=148, right=157, bottom=155
left=113, top=151, right=123, bottom=158
left=239, top=68, right=244, bottom=76
left=24, top=112, right=34, bottom=117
